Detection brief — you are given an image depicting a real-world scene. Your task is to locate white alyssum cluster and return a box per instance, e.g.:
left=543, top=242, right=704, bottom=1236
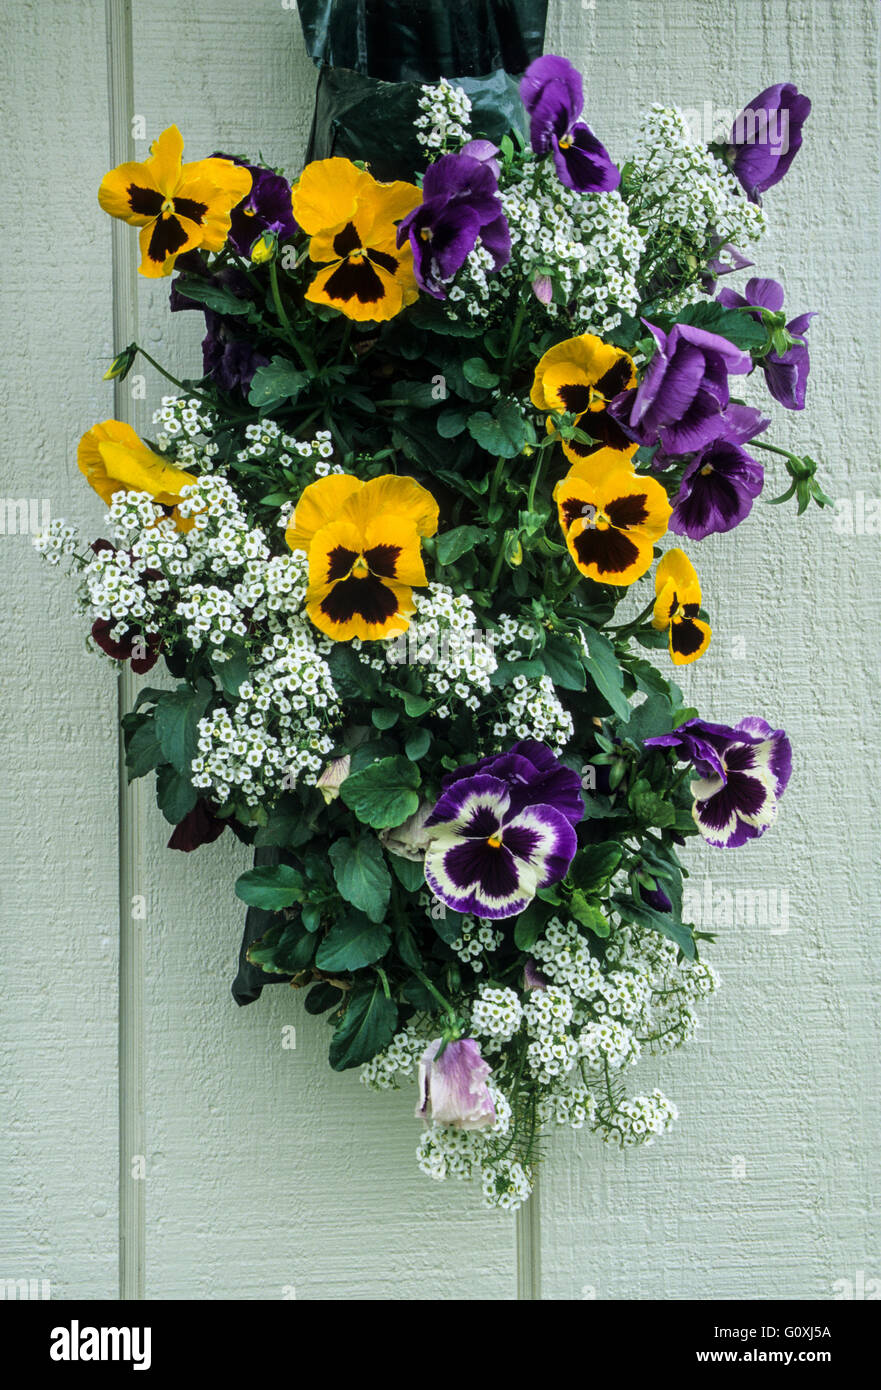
left=369, top=583, right=498, bottom=716
left=42, top=469, right=341, bottom=808
left=153, top=394, right=218, bottom=466
left=452, top=160, right=644, bottom=334
left=361, top=912, right=718, bottom=1206
left=444, top=912, right=505, bottom=971
left=470, top=986, right=523, bottom=1042
left=493, top=614, right=575, bottom=750
left=626, top=104, right=767, bottom=307
left=33, top=519, right=80, bottom=566
left=414, top=77, right=472, bottom=152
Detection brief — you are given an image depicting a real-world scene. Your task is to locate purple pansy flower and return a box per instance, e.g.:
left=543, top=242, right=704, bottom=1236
left=718, top=277, right=815, bottom=410
left=460, top=138, right=501, bottom=179
left=609, top=321, right=752, bottom=456
left=646, top=717, right=792, bottom=849
left=424, top=748, right=580, bottom=920
left=523, top=959, right=548, bottom=991
left=519, top=55, right=620, bottom=193
left=669, top=438, right=765, bottom=539
left=397, top=152, right=510, bottom=300
left=216, top=158, right=298, bottom=259
left=417, top=1037, right=496, bottom=1130
left=727, top=84, right=811, bottom=201
left=439, top=739, right=585, bottom=829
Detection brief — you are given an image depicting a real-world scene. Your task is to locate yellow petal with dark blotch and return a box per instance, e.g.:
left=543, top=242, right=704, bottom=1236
left=291, top=158, right=368, bottom=236
left=566, top=515, right=653, bottom=586
left=174, top=164, right=253, bottom=250
left=554, top=475, right=597, bottom=538
left=306, top=575, right=415, bottom=643
left=285, top=475, right=363, bottom=554
left=98, top=162, right=163, bottom=225
left=531, top=333, right=634, bottom=412
left=136, top=214, right=200, bottom=278
left=348, top=475, right=439, bottom=538
left=655, top=547, right=702, bottom=607
left=653, top=576, right=678, bottom=630
left=305, top=257, right=405, bottom=322
left=362, top=515, right=427, bottom=588
left=144, top=124, right=185, bottom=197
left=306, top=518, right=364, bottom=591
left=597, top=468, right=672, bottom=542
left=669, top=617, right=712, bottom=665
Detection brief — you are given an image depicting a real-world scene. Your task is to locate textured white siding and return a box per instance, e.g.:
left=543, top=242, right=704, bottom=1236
left=2, top=0, right=878, bottom=1300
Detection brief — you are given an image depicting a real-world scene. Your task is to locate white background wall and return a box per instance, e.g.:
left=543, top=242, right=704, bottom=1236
left=2, top=0, right=878, bottom=1300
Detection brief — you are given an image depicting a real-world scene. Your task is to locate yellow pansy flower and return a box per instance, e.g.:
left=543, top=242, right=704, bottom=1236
left=292, top=158, right=421, bottom=322
left=532, top=333, right=637, bottom=463
left=652, top=548, right=712, bottom=664
left=98, top=125, right=252, bottom=278
left=286, top=473, right=439, bottom=641
left=554, top=459, right=671, bottom=586
left=78, top=421, right=196, bottom=526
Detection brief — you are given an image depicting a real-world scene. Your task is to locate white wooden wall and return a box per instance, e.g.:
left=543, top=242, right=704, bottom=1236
left=2, top=0, right=879, bottom=1300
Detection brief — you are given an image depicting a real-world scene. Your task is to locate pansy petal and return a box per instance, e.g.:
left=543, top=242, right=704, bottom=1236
left=285, top=474, right=363, bottom=553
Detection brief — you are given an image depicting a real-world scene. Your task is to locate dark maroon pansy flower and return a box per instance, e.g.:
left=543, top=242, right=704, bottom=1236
left=91, top=619, right=161, bottom=674
left=167, top=799, right=228, bottom=852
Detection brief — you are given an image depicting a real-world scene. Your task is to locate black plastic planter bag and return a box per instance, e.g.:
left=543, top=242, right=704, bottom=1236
left=232, top=0, right=549, bottom=1005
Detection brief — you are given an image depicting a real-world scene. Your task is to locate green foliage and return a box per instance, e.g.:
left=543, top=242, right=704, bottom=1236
left=329, top=836, right=391, bottom=923
left=328, top=978, right=398, bottom=1071
left=340, top=756, right=421, bottom=829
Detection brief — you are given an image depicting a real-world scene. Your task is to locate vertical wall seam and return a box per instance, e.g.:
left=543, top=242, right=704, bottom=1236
left=105, top=0, right=146, bottom=1302
left=516, top=1171, right=542, bottom=1299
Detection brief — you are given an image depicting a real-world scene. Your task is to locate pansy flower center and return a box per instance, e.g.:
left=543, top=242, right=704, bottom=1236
left=700, top=463, right=713, bottom=476
left=486, top=835, right=503, bottom=849
left=559, top=134, right=573, bottom=150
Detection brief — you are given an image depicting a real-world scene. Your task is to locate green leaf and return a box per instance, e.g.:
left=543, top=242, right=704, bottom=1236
left=329, top=836, right=391, bottom=923
left=569, top=890, right=610, bottom=937
left=612, top=892, right=696, bottom=959
left=327, top=644, right=379, bottom=701
left=174, top=276, right=251, bottom=316
left=371, top=706, right=399, bottom=730
left=125, top=718, right=163, bottom=781
left=462, top=356, right=500, bottom=388
left=315, top=910, right=392, bottom=972
left=253, top=805, right=315, bottom=849
left=467, top=400, right=527, bottom=458
left=628, top=777, right=677, bottom=828
left=436, top=408, right=467, bottom=438
left=247, top=356, right=309, bottom=410
left=571, top=841, right=623, bottom=891
left=394, top=922, right=423, bottom=971
left=155, top=764, right=198, bottom=824
left=513, top=898, right=549, bottom=951
left=541, top=633, right=586, bottom=691
left=490, top=657, right=545, bottom=687
left=328, top=979, right=398, bottom=1071
left=435, top=525, right=486, bottom=565
left=388, top=853, right=425, bottom=892
left=400, top=690, right=432, bottom=718
left=623, top=692, right=675, bottom=742
left=305, top=982, right=344, bottom=1015
left=582, top=628, right=631, bottom=722
left=340, top=755, right=420, bottom=829
left=247, top=918, right=315, bottom=974
left=404, top=727, right=431, bottom=761
left=154, top=682, right=212, bottom=776
left=235, top=863, right=305, bottom=910
left=210, top=644, right=249, bottom=699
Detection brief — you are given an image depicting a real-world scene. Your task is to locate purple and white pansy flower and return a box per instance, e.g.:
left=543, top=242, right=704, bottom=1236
left=424, top=742, right=582, bottom=920
left=646, top=717, right=792, bottom=849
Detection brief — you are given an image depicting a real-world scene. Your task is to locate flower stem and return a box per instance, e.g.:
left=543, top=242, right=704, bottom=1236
left=131, top=346, right=245, bottom=419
